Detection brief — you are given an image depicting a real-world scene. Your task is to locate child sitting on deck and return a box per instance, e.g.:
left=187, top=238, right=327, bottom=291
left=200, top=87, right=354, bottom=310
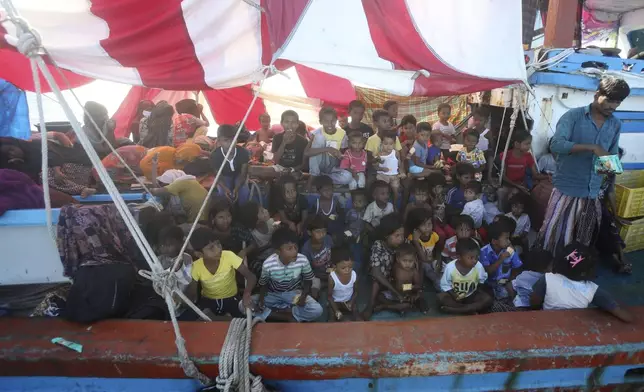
left=363, top=180, right=395, bottom=231
left=187, top=228, right=257, bottom=318
left=441, top=215, right=476, bottom=265
left=456, top=130, right=486, bottom=181
left=479, top=222, right=523, bottom=301
left=432, top=103, right=456, bottom=157
left=210, top=124, right=251, bottom=204
left=375, top=131, right=406, bottom=208
left=406, top=208, right=441, bottom=291
left=345, top=189, right=368, bottom=241
left=407, top=122, right=435, bottom=178
left=363, top=213, right=406, bottom=319
left=530, top=243, right=632, bottom=323
left=276, top=175, right=308, bottom=235
left=511, top=250, right=552, bottom=309
left=427, top=172, right=447, bottom=204
left=301, top=216, right=334, bottom=299
left=506, top=194, right=531, bottom=253
left=327, top=246, right=360, bottom=321
left=390, top=244, right=429, bottom=315
left=309, top=175, right=344, bottom=239
left=238, top=201, right=278, bottom=276
left=340, top=131, right=367, bottom=190
left=446, top=162, right=476, bottom=213
left=305, top=106, right=352, bottom=191
left=250, top=227, right=323, bottom=322
left=494, top=130, right=547, bottom=210
left=438, top=238, right=493, bottom=314
left=403, top=179, right=432, bottom=220
left=461, top=181, right=485, bottom=229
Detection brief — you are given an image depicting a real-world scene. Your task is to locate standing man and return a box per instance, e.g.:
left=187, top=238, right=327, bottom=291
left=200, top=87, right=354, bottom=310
left=539, top=76, right=630, bottom=255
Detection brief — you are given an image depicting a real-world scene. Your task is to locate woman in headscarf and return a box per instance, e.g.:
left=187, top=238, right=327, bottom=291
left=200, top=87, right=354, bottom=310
left=93, top=144, right=148, bottom=188
left=130, top=100, right=155, bottom=144
left=139, top=143, right=204, bottom=181
left=172, top=99, right=208, bottom=147
left=139, top=101, right=174, bottom=148
left=83, top=101, right=118, bottom=158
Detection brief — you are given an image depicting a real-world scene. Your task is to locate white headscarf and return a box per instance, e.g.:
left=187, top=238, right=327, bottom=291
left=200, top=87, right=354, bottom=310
left=157, top=169, right=195, bottom=184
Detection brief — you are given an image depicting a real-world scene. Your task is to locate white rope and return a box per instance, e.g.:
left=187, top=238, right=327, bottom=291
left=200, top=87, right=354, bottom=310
left=2, top=2, right=212, bottom=384
left=215, top=309, right=265, bottom=392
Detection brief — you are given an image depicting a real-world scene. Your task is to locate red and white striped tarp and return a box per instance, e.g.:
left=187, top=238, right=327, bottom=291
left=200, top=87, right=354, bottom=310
left=1, top=0, right=527, bottom=97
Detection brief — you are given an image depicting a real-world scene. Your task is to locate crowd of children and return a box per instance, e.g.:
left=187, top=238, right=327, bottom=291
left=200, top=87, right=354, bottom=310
left=137, top=99, right=633, bottom=324
left=5, top=97, right=631, bottom=325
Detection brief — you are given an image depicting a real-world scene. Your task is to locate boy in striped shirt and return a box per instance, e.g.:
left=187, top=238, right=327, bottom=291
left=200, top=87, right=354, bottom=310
left=248, top=227, right=323, bottom=322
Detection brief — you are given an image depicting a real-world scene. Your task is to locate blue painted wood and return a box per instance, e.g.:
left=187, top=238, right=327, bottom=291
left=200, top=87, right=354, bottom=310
left=0, top=209, right=61, bottom=227
left=541, top=50, right=644, bottom=74
left=623, top=163, right=644, bottom=170
left=620, top=122, right=644, bottom=133
left=614, top=112, right=644, bottom=121
left=72, top=193, right=147, bottom=203
left=2, top=365, right=643, bottom=391
left=530, top=72, right=644, bottom=96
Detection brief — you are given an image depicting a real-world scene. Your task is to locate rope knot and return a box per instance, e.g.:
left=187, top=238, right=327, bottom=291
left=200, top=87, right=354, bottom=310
left=138, top=268, right=178, bottom=298
left=2, top=13, right=44, bottom=58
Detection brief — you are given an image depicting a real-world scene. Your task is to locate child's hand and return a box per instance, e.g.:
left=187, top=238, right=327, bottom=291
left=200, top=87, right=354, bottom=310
left=256, top=297, right=265, bottom=311
left=412, top=229, right=421, bottom=243
left=398, top=172, right=406, bottom=179
left=242, top=293, right=253, bottom=310
left=287, top=221, right=297, bottom=232
left=335, top=311, right=343, bottom=321
left=297, top=294, right=307, bottom=307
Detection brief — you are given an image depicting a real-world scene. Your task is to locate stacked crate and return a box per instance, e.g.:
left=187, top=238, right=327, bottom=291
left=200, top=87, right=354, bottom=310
left=615, top=171, right=644, bottom=252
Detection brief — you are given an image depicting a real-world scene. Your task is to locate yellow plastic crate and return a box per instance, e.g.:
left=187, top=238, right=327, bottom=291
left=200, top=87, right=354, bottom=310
left=620, top=217, right=644, bottom=253
left=615, top=184, right=644, bottom=218
left=616, top=170, right=644, bottom=188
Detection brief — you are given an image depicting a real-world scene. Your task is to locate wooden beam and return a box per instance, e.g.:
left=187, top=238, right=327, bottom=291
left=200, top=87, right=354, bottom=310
left=0, top=308, right=643, bottom=380
left=544, top=0, right=579, bottom=48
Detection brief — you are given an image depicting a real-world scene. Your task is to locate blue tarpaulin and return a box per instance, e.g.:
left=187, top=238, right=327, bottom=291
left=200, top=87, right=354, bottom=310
left=0, top=79, right=30, bottom=140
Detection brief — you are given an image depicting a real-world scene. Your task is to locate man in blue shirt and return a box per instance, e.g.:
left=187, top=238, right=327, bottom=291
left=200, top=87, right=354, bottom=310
left=539, top=76, right=630, bottom=254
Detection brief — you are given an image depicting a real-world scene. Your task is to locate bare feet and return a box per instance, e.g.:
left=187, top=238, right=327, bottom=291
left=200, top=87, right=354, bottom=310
left=80, top=187, right=97, bottom=198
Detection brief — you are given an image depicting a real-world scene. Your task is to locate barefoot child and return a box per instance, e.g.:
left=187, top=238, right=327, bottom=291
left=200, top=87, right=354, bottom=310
left=250, top=228, right=324, bottom=322
left=407, top=122, right=435, bottom=178
left=209, top=199, right=255, bottom=259
left=406, top=208, right=441, bottom=291
left=375, top=132, right=406, bottom=208
left=327, top=247, right=360, bottom=321
left=276, top=175, right=308, bottom=235
left=441, top=215, right=476, bottom=265
left=187, top=228, right=257, bottom=318
left=433, top=103, right=456, bottom=156
left=363, top=213, right=406, bottom=319
left=391, top=244, right=429, bottom=314
left=457, top=130, right=486, bottom=180
left=301, top=216, right=334, bottom=299
left=446, top=162, right=476, bottom=213
left=438, top=238, right=493, bottom=314
left=340, top=131, right=368, bottom=190
left=530, top=242, right=632, bottom=322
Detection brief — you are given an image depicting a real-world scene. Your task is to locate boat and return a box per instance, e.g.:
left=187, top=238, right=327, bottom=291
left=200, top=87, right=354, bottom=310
left=1, top=1, right=644, bottom=391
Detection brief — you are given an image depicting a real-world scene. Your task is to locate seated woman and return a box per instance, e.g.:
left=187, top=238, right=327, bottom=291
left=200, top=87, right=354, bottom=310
left=93, top=145, right=148, bottom=190
left=139, top=143, right=204, bottom=182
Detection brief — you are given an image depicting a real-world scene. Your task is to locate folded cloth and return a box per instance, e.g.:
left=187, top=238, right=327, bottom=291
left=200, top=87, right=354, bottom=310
left=0, top=169, right=45, bottom=216
left=157, top=169, right=195, bottom=184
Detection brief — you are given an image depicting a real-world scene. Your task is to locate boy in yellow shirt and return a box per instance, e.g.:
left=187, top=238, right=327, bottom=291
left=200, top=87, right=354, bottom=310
left=304, top=106, right=353, bottom=191
left=187, top=228, right=257, bottom=318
